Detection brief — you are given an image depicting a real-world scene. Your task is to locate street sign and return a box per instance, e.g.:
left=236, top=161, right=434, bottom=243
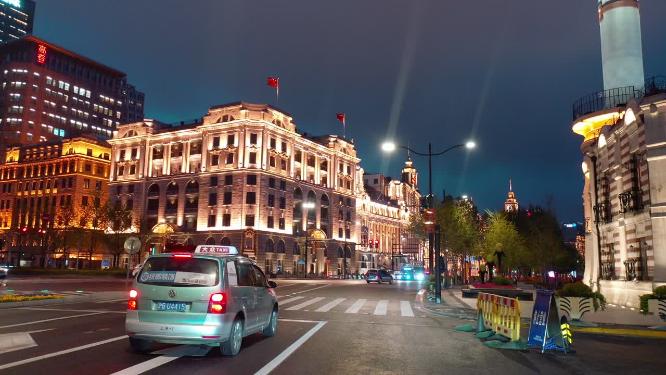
left=124, top=236, right=141, bottom=254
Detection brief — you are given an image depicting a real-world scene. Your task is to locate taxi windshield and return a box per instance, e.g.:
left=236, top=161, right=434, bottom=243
left=138, top=257, right=219, bottom=287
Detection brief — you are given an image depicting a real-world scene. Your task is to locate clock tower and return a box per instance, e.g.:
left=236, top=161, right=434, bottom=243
left=504, top=179, right=519, bottom=213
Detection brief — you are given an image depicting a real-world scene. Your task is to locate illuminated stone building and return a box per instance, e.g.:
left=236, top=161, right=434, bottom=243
left=504, top=179, right=518, bottom=213
left=0, top=136, right=111, bottom=266
left=109, top=102, right=362, bottom=276
left=0, top=36, right=144, bottom=147
left=573, top=0, right=666, bottom=306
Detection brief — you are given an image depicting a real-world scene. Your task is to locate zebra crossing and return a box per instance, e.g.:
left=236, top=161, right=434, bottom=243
left=279, top=296, right=417, bottom=317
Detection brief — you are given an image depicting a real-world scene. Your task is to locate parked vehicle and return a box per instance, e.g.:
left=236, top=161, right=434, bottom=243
left=365, top=269, right=393, bottom=284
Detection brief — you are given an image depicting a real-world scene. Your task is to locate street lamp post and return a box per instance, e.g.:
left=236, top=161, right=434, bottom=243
left=382, top=140, right=475, bottom=304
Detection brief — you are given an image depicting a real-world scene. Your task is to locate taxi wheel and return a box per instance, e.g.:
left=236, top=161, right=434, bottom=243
left=366, top=281, right=370, bottom=284
left=221, top=318, right=243, bottom=357
left=129, top=337, right=152, bottom=353
left=389, top=280, right=393, bottom=285
left=262, top=307, right=278, bottom=337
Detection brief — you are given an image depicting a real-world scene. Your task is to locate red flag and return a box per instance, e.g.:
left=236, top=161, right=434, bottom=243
left=336, top=113, right=345, bottom=124
left=267, top=76, right=279, bottom=89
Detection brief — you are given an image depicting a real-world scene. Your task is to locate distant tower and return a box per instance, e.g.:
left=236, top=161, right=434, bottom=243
left=401, top=156, right=418, bottom=188
left=504, top=179, right=519, bottom=213
left=598, top=0, right=644, bottom=91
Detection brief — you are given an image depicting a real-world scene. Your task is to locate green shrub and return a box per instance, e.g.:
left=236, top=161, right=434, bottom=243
left=491, top=276, right=513, bottom=285
left=557, top=282, right=606, bottom=311
left=654, top=285, right=666, bottom=299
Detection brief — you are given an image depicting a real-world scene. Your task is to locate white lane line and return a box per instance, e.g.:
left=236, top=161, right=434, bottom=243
left=0, top=312, right=105, bottom=329
left=278, top=284, right=330, bottom=297
left=374, top=300, right=388, bottom=316
left=400, top=301, right=415, bottom=317
left=254, top=321, right=327, bottom=375
left=111, top=345, right=203, bottom=375
left=315, top=298, right=345, bottom=312
left=0, top=335, right=127, bottom=370
left=278, top=319, right=321, bottom=323
left=278, top=296, right=304, bottom=306
left=345, top=299, right=367, bottom=314
left=17, top=307, right=126, bottom=314
left=286, top=297, right=325, bottom=311
left=95, top=298, right=127, bottom=303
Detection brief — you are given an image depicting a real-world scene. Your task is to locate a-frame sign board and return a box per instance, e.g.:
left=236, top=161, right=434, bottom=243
left=527, top=289, right=569, bottom=353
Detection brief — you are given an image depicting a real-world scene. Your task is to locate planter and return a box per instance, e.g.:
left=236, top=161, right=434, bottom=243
left=647, top=299, right=666, bottom=321
left=558, top=296, right=594, bottom=321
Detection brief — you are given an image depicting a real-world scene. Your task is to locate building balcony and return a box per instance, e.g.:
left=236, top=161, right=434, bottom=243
left=572, top=76, right=666, bottom=121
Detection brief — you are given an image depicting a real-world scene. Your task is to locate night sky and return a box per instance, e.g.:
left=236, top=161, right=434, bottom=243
left=33, top=0, right=666, bottom=222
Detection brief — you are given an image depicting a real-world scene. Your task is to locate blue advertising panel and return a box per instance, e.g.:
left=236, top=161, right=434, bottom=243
left=527, top=290, right=552, bottom=350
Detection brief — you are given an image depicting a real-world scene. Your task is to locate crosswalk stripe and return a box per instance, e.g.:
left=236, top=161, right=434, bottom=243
left=315, top=298, right=346, bottom=312
left=400, top=301, right=415, bottom=317
left=374, top=300, right=388, bottom=315
left=279, top=296, right=304, bottom=306
left=345, top=299, right=367, bottom=314
left=286, top=297, right=325, bottom=311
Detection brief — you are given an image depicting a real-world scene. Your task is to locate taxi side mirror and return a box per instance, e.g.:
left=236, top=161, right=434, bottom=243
left=267, top=281, right=277, bottom=288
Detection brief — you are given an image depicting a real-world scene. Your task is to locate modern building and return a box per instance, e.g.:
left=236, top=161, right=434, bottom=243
left=504, top=179, right=518, bottom=213
left=0, top=136, right=111, bottom=267
left=0, top=35, right=144, bottom=148
left=573, top=0, right=666, bottom=306
left=0, top=0, right=35, bottom=45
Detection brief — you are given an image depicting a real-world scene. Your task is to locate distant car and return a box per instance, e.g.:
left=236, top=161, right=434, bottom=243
left=366, top=269, right=393, bottom=284
left=393, top=271, right=403, bottom=280
left=126, top=245, right=278, bottom=357
left=0, top=264, right=11, bottom=279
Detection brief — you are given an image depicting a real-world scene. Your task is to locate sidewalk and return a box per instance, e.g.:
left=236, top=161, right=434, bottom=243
left=439, top=286, right=666, bottom=328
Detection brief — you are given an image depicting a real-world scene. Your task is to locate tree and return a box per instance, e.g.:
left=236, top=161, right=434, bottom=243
left=78, top=191, right=109, bottom=268
left=54, top=203, right=79, bottom=268
left=436, top=196, right=480, bottom=283
left=477, top=211, right=528, bottom=277
left=107, top=201, right=133, bottom=268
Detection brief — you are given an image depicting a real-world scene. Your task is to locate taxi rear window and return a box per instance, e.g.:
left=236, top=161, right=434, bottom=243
left=138, top=257, right=219, bottom=287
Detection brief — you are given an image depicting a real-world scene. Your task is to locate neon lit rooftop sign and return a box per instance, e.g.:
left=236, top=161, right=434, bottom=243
left=37, top=44, right=47, bottom=64
left=1, top=0, right=22, bottom=9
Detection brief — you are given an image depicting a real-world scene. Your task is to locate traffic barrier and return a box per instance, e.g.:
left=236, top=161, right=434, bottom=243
left=476, top=292, right=521, bottom=342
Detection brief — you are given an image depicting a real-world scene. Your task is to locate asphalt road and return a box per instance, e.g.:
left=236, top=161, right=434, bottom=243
left=1, top=279, right=665, bottom=374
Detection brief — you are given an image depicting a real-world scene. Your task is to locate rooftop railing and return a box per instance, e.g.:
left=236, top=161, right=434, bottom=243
left=572, top=76, right=666, bottom=120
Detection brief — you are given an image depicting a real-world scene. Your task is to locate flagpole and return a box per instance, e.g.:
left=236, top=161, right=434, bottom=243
left=276, top=86, right=279, bottom=105
left=343, top=119, right=346, bottom=139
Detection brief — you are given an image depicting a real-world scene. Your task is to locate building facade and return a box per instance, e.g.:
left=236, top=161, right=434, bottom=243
left=0, top=136, right=111, bottom=267
left=0, top=0, right=35, bottom=45
left=0, top=36, right=144, bottom=147
left=109, top=102, right=366, bottom=277
left=573, top=0, right=665, bottom=306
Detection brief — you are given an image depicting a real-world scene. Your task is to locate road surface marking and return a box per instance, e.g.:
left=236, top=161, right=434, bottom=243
left=0, top=332, right=37, bottom=355
left=111, top=345, right=206, bottom=375
left=345, top=299, right=367, bottom=314
left=18, top=307, right=125, bottom=314
left=95, top=298, right=127, bottom=303
left=278, top=296, right=304, bottom=305
left=315, top=298, right=345, bottom=312
left=0, top=312, right=105, bottom=329
left=254, top=321, right=327, bottom=375
left=279, top=284, right=330, bottom=297
left=374, top=300, right=388, bottom=315
left=400, top=301, right=415, bottom=317
left=278, top=319, right=321, bottom=323
left=0, top=335, right=127, bottom=370
left=286, top=297, right=325, bottom=311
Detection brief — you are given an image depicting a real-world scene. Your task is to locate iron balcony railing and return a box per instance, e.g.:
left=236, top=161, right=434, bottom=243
left=572, top=76, right=666, bottom=120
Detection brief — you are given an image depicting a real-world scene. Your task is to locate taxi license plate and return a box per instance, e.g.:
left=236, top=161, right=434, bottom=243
left=155, top=301, right=188, bottom=312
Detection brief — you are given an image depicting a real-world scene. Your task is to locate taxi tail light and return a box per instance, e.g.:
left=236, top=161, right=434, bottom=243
left=172, top=253, right=192, bottom=259
left=208, top=292, right=227, bottom=314
left=128, top=289, right=138, bottom=310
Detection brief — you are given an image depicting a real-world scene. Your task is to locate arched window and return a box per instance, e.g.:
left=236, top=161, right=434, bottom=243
left=306, top=191, right=316, bottom=229
left=220, top=237, right=231, bottom=246
left=124, top=130, right=138, bottom=138
left=265, top=238, right=275, bottom=253
left=166, top=181, right=178, bottom=195
left=344, top=244, right=352, bottom=258
left=293, top=242, right=300, bottom=256
left=186, top=180, right=199, bottom=194
left=205, top=237, right=216, bottom=245
left=276, top=240, right=286, bottom=254
left=147, top=184, right=159, bottom=197
left=337, top=247, right=344, bottom=258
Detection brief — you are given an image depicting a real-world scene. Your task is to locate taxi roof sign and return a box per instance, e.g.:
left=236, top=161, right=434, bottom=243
left=194, top=245, right=239, bottom=256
